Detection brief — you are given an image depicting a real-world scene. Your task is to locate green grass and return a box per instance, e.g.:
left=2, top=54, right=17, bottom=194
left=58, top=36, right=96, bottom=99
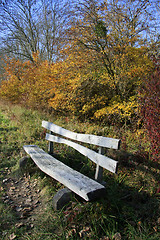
left=0, top=100, right=160, bottom=239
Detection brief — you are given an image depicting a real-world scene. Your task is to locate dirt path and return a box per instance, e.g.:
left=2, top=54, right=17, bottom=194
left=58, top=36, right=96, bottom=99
left=2, top=173, right=42, bottom=230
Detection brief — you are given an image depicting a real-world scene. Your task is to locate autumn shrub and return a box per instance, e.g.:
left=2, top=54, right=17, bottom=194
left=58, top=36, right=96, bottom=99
left=0, top=58, right=27, bottom=104
left=92, top=47, right=153, bottom=125
left=0, top=47, right=154, bottom=127
left=0, top=55, right=58, bottom=110
left=140, top=60, right=160, bottom=161
left=48, top=46, right=153, bottom=126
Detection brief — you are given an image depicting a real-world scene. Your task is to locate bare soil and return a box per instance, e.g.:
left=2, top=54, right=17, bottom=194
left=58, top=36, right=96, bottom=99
left=2, top=173, right=43, bottom=229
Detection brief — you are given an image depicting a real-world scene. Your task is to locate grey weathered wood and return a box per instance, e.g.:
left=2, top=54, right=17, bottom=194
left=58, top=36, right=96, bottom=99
left=53, top=188, right=73, bottom=210
left=95, top=147, right=105, bottom=182
left=23, top=145, right=106, bottom=201
left=42, top=120, right=120, bottom=149
left=45, top=133, right=118, bottom=174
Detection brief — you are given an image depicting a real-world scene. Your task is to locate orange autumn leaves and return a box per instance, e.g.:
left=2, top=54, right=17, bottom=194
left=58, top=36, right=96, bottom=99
left=0, top=55, right=58, bottom=110
left=0, top=47, right=153, bottom=124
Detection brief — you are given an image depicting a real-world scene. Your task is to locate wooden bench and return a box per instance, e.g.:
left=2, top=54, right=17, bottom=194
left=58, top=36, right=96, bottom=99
left=23, top=120, right=120, bottom=204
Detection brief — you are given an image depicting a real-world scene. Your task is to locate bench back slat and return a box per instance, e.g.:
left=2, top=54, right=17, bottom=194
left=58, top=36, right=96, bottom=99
left=42, top=120, right=120, bottom=149
left=46, top=133, right=118, bottom=173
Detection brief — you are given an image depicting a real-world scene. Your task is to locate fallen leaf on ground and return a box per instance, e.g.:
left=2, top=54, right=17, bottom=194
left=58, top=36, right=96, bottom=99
left=9, top=233, right=16, bottom=240
left=15, top=222, right=24, bottom=228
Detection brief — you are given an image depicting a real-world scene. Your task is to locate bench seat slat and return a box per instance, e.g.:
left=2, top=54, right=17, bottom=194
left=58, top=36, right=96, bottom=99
left=23, top=145, right=106, bottom=201
left=46, top=133, right=118, bottom=173
left=42, top=120, right=120, bottom=149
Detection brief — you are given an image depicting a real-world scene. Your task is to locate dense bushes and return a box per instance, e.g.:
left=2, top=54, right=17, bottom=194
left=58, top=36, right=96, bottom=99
left=0, top=56, right=57, bottom=110
left=140, top=60, right=160, bottom=161
left=0, top=49, right=154, bottom=124
left=0, top=54, right=159, bottom=162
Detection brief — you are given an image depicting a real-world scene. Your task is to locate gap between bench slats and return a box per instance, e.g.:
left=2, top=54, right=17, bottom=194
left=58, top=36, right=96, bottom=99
left=42, top=120, right=120, bottom=149
left=45, top=133, right=118, bottom=174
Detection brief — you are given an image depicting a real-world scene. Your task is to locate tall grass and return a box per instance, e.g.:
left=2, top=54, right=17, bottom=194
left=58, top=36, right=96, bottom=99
left=0, top=101, right=160, bottom=239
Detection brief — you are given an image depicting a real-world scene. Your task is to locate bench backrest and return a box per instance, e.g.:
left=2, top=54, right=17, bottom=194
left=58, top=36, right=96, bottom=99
left=42, top=121, right=120, bottom=149
left=42, top=120, right=120, bottom=177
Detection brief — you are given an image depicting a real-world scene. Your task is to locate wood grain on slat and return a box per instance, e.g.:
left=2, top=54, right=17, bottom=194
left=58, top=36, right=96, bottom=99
left=45, top=134, right=118, bottom=173
left=23, top=145, right=106, bottom=201
left=42, top=120, right=120, bottom=149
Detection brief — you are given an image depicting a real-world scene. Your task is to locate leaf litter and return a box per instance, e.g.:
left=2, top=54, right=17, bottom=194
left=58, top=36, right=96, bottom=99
left=2, top=173, right=42, bottom=230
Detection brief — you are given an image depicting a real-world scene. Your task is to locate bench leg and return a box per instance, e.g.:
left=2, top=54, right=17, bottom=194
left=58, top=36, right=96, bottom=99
left=19, top=156, right=29, bottom=168
left=48, top=131, right=54, bottom=155
left=53, top=188, right=73, bottom=210
left=95, top=165, right=103, bottom=183
left=95, top=147, right=105, bottom=185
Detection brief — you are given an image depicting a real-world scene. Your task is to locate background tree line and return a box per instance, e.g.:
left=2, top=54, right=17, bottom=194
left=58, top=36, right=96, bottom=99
left=0, top=0, right=159, bottom=160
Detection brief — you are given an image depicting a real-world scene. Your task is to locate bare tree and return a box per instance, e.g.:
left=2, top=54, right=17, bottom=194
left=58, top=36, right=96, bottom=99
left=0, top=0, right=68, bottom=62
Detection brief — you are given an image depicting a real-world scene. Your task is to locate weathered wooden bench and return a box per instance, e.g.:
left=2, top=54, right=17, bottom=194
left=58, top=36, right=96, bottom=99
left=23, top=120, right=120, bottom=207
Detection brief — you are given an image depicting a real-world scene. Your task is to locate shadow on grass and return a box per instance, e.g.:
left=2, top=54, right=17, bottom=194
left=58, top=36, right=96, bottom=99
left=116, top=149, right=160, bottom=187
left=65, top=147, right=160, bottom=236
left=39, top=146, right=159, bottom=239
left=0, top=127, right=18, bottom=132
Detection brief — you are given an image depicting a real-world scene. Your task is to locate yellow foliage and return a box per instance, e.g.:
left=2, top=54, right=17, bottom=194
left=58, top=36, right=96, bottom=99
left=94, top=96, right=139, bottom=122
left=0, top=75, right=23, bottom=103
left=0, top=45, right=154, bottom=125
left=0, top=55, right=59, bottom=109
